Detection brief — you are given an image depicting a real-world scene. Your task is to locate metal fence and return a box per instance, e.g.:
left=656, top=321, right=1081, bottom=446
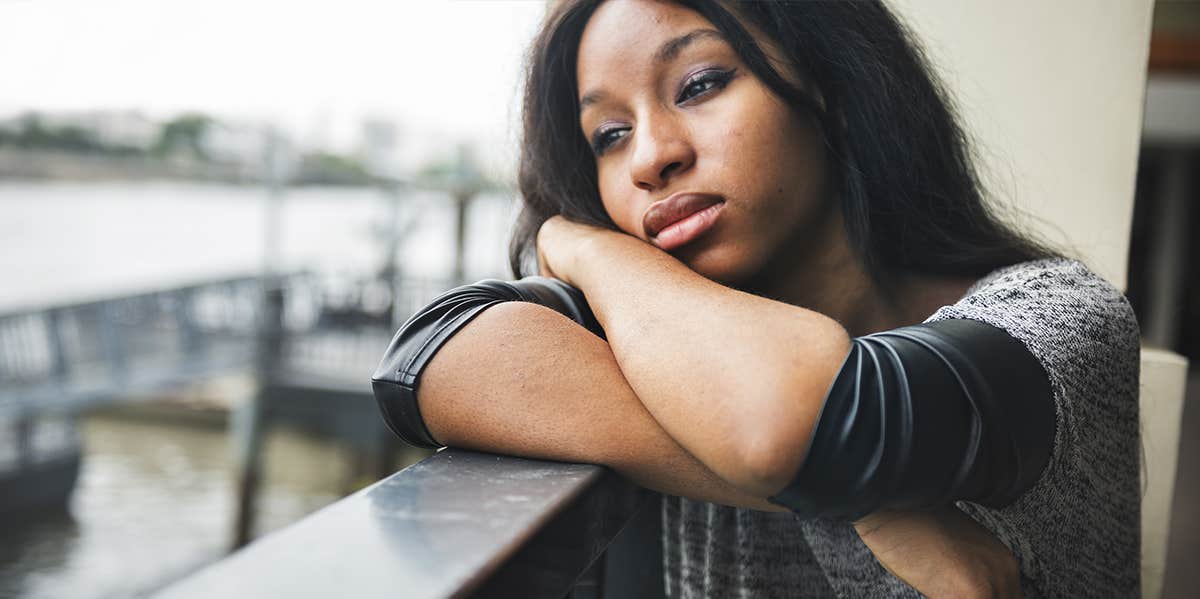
left=0, top=272, right=461, bottom=417
left=157, top=449, right=666, bottom=599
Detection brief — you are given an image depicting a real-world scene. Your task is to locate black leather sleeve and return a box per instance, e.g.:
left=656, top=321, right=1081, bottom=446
left=371, top=281, right=1055, bottom=517
left=767, top=318, right=1055, bottom=520
left=370, top=277, right=603, bottom=449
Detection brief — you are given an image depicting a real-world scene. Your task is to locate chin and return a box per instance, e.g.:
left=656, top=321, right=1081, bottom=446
left=677, top=244, right=764, bottom=287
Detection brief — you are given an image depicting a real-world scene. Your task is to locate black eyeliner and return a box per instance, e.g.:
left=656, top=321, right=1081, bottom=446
left=676, top=67, right=737, bottom=104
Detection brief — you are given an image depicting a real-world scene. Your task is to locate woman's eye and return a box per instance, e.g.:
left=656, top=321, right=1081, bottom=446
left=676, top=68, right=736, bottom=104
left=591, top=126, right=629, bottom=155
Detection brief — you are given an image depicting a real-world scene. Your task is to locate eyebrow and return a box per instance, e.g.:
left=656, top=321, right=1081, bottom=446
left=579, top=28, right=726, bottom=111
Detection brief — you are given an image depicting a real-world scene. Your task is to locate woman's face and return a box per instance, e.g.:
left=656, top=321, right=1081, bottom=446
left=576, top=0, right=833, bottom=284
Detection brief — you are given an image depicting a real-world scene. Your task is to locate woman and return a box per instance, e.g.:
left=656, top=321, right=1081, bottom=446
left=372, top=1, right=1141, bottom=596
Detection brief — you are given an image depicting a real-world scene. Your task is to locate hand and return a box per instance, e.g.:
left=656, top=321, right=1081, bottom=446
left=855, top=507, right=1022, bottom=598
left=535, top=216, right=623, bottom=287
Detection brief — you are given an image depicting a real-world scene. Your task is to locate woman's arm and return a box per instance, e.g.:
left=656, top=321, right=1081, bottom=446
left=855, top=508, right=1022, bottom=598
left=383, top=261, right=1022, bottom=596
left=414, top=285, right=1020, bottom=597
left=417, top=299, right=786, bottom=511
left=538, top=219, right=851, bottom=497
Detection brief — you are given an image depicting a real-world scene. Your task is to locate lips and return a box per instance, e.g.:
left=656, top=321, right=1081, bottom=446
left=641, top=193, right=726, bottom=252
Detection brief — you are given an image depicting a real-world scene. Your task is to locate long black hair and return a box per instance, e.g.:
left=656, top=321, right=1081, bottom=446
left=509, top=0, right=1058, bottom=287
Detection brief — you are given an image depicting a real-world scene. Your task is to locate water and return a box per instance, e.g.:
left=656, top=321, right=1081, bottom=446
left=0, top=181, right=511, bottom=597
left=0, top=411, right=372, bottom=598
left=0, top=181, right=516, bottom=312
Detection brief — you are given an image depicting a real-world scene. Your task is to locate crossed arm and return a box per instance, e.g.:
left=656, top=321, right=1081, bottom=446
left=415, top=296, right=1018, bottom=598
left=385, top=219, right=1024, bottom=597
left=419, top=299, right=786, bottom=510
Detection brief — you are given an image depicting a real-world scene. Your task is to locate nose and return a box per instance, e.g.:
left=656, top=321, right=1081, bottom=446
left=630, top=114, right=695, bottom=192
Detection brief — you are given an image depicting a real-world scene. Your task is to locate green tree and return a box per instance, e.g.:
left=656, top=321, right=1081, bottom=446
left=153, top=113, right=213, bottom=159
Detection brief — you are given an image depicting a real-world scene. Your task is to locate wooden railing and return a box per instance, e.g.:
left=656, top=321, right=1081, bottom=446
left=156, top=449, right=665, bottom=599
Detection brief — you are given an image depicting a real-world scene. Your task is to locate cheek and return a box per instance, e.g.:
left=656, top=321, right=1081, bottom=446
left=707, top=103, right=791, bottom=196
left=597, top=170, right=641, bottom=237
left=748, top=108, right=823, bottom=195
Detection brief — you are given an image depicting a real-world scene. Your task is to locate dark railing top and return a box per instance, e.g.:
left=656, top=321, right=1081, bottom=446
left=157, top=449, right=652, bottom=599
left=0, top=272, right=279, bottom=319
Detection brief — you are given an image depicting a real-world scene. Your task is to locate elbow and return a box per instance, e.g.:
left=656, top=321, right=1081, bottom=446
left=726, top=324, right=850, bottom=498
left=724, top=382, right=827, bottom=497
left=731, top=432, right=807, bottom=498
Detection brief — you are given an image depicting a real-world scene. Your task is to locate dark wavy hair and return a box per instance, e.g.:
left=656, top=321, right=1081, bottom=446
left=509, top=0, right=1058, bottom=288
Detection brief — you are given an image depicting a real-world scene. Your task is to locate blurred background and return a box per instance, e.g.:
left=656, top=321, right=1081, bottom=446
left=0, top=1, right=544, bottom=597
left=1128, top=2, right=1200, bottom=597
left=0, top=0, right=1197, bottom=598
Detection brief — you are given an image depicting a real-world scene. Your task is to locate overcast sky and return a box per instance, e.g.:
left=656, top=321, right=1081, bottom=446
left=0, top=0, right=548, bottom=174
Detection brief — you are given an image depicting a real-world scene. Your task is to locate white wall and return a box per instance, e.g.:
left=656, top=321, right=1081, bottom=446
left=888, top=0, right=1156, bottom=290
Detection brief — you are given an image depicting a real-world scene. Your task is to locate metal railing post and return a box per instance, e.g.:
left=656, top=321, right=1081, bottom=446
left=100, top=302, right=127, bottom=385
left=230, top=281, right=285, bottom=549
left=45, top=308, right=71, bottom=381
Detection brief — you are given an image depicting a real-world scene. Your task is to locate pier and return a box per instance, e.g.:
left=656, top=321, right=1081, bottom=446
left=0, top=272, right=445, bottom=528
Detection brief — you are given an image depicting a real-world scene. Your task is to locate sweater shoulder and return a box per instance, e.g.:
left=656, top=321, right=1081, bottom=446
left=925, top=257, right=1140, bottom=380
left=927, top=258, right=1142, bottom=596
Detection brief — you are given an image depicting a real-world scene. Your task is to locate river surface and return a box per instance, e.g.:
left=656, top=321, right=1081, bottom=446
left=0, top=181, right=510, bottom=597
left=0, top=180, right=515, bottom=311
left=0, top=413, right=368, bottom=598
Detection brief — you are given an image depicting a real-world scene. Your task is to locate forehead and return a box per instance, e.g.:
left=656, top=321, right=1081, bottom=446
left=576, top=0, right=717, bottom=96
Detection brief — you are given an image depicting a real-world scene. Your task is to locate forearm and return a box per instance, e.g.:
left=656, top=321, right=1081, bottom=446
left=571, top=234, right=850, bottom=495
left=855, top=508, right=1022, bottom=598
left=417, top=300, right=785, bottom=511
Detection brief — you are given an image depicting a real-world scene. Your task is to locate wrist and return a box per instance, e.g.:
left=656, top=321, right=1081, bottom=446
left=569, top=230, right=639, bottom=290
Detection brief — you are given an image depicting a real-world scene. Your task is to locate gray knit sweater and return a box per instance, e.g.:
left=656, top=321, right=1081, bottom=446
left=662, top=258, right=1141, bottom=598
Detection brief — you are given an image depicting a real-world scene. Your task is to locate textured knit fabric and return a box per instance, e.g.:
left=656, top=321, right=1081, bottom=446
left=662, top=257, right=1141, bottom=598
